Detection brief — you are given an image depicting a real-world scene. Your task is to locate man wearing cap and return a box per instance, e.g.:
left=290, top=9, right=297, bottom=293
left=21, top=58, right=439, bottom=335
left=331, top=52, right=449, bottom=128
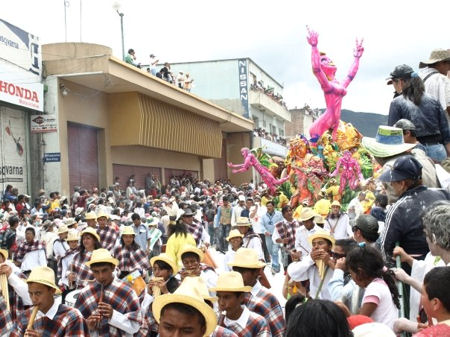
left=379, top=155, right=450, bottom=266
left=418, top=49, right=450, bottom=120
left=57, top=230, right=79, bottom=301
left=183, top=208, right=209, bottom=246
left=96, top=212, right=119, bottom=252
left=74, top=248, right=141, bottom=336
left=12, top=266, right=89, bottom=337
left=352, top=214, right=380, bottom=246
left=153, top=276, right=218, bottom=337
left=294, top=207, right=321, bottom=257
left=394, top=119, right=427, bottom=153
left=324, top=200, right=351, bottom=240
left=229, top=248, right=285, bottom=337
left=362, top=125, right=440, bottom=203
left=386, top=64, right=450, bottom=162
left=212, top=271, right=270, bottom=337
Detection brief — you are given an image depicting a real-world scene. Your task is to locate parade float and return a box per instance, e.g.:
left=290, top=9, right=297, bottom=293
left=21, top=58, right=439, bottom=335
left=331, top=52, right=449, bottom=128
left=227, top=27, right=380, bottom=215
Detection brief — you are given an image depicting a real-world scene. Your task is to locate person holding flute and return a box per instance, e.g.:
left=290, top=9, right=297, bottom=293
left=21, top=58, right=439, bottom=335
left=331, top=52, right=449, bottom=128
left=74, top=248, right=142, bottom=336
left=11, top=266, right=88, bottom=337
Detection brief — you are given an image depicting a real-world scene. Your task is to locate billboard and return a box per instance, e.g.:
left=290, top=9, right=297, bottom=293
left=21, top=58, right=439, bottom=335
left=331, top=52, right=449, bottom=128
left=0, top=18, right=41, bottom=76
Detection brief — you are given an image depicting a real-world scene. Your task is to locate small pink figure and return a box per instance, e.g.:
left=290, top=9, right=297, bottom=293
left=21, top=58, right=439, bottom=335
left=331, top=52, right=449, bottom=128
left=330, top=151, right=364, bottom=194
left=307, top=27, right=364, bottom=141
left=227, top=147, right=289, bottom=194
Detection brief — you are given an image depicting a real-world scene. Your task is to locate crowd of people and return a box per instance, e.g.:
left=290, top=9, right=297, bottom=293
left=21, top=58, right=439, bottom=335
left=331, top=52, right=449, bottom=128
left=0, top=50, right=449, bottom=337
left=253, top=128, right=288, bottom=146
left=124, top=49, right=194, bottom=92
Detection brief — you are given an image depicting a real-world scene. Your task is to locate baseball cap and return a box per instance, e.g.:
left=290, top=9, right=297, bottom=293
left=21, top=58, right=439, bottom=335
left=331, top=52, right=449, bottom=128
left=378, top=155, right=422, bottom=182
left=354, top=214, right=379, bottom=235
left=386, top=64, right=414, bottom=85
left=393, top=119, right=416, bottom=131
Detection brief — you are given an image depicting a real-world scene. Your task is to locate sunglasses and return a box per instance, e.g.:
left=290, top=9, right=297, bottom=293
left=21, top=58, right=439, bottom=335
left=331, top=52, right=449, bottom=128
left=331, top=252, right=346, bottom=259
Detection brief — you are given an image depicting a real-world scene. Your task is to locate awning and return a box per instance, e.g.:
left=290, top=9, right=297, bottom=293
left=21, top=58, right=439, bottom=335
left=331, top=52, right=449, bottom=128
left=109, top=92, right=222, bottom=158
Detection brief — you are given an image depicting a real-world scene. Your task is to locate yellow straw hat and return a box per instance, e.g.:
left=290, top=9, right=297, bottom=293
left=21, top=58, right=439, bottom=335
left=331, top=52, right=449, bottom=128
left=96, top=211, right=110, bottom=220
left=64, top=218, right=77, bottom=227
left=0, top=249, right=8, bottom=260
left=298, top=207, right=318, bottom=222
left=308, top=229, right=335, bottom=249
left=153, top=276, right=217, bottom=336
left=179, top=245, right=204, bottom=262
left=27, top=266, right=61, bottom=294
left=227, top=248, right=266, bottom=269
left=81, top=227, right=100, bottom=242
left=57, top=224, right=69, bottom=235
left=210, top=271, right=252, bottom=292
left=66, top=230, right=80, bottom=242
left=226, top=229, right=244, bottom=241
left=183, top=276, right=216, bottom=302
left=85, top=212, right=97, bottom=220
left=85, top=248, right=119, bottom=267
left=235, top=217, right=252, bottom=227
left=314, top=215, right=325, bottom=225
left=121, top=226, right=136, bottom=236
left=331, top=200, right=341, bottom=207
left=150, top=253, right=178, bottom=274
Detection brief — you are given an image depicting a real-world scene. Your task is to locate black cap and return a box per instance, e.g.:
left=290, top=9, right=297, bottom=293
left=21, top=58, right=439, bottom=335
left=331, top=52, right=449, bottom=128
left=354, top=214, right=379, bottom=234
left=379, top=155, right=422, bottom=182
left=386, top=64, right=414, bottom=85
left=394, top=119, right=416, bottom=131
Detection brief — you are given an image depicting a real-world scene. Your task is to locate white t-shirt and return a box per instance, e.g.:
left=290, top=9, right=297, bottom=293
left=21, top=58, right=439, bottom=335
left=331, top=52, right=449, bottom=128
left=362, top=278, right=398, bottom=330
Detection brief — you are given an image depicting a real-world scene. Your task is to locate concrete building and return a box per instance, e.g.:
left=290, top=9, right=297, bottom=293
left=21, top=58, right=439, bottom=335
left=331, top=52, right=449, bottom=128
left=39, top=43, right=253, bottom=197
left=163, top=58, right=290, bottom=183
left=0, top=18, right=43, bottom=197
left=285, top=105, right=319, bottom=139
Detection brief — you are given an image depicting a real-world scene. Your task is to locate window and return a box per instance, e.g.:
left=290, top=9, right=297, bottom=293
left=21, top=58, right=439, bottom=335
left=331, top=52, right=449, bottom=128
left=262, top=120, right=266, bottom=128
left=279, top=128, right=284, bottom=136
left=253, top=116, right=259, bottom=128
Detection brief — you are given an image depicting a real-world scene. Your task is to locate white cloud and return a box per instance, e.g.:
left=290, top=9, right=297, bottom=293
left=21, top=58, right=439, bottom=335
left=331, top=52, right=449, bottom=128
left=2, top=0, right=449, bottom=115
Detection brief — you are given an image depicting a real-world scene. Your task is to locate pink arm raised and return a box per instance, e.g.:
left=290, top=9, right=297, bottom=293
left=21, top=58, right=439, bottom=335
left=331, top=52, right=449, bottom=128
left=307, top=27, right=333, bottom=92
left=342, top=38, right=364, bottom=88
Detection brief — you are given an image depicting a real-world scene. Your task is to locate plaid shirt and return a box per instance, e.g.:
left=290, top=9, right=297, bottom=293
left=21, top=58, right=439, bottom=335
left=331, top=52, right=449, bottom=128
left=245, top=283, right=285, bottom=337
left=218, top=308, right=270, bottom=337
left=187, top=220, right=204, bottom=244
left=112, top=244, right=150, bottom=274
left=274, top=219, right=300, bottom=251
left=74, top=278, right=141, bottom=337
left=69, top=250, right=94, bottom=289
left=13, top=240, right=46, bottom=264
left=11, top=304, right=89, bottom=337
left=97, top=225, right=119, bottom=252
left=211, top=326, right=239, bottom=337
left=0, top=295, right=13, bottom=336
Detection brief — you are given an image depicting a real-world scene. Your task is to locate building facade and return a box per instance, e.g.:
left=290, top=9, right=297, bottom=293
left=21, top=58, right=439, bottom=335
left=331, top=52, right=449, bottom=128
left=285, top=105, right=319, bottom=139
left=0, top=18, right=44, bottom=197
left=40, top=43, right=253, bottom=197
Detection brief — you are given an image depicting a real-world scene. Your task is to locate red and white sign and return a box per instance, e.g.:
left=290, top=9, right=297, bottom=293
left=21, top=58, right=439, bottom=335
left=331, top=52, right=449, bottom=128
left=31, top=114, right=57, bottom=133
left=0, top=78, right=43, bottom=112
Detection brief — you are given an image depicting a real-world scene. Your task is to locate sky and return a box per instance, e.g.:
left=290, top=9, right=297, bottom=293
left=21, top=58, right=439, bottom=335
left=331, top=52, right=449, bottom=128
left=2, top=0, right=449, bottom=115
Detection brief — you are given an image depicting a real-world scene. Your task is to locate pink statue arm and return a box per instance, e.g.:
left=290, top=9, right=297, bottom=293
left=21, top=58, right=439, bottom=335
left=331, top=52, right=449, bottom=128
left=306, top=27, right=333, bottom=92
left=330, top=160, right=341, bottom=177
left=342, top=38, right=364, bottom=88
left=227, top=162, right=244, bottom=169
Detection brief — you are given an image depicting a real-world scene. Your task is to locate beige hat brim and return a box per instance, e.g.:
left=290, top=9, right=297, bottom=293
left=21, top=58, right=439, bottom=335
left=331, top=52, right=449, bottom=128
left=210, top=286, right=252, bottom=292
left=308, top=232, right=335, bottom=249
left=150, top=255, right=178, bottom=274
left=226, top=234, right=244, bottom=241
left=153, top=293, right=217, bottom=336
left=0, top=249, right=8, bottom=260
left=362, top=137, right=416, bottom=158
left=27, top=279, right=62, bottom=294
left=85, top=256, right=119, bottom=267
left=227, top=260, right=266, bottom=269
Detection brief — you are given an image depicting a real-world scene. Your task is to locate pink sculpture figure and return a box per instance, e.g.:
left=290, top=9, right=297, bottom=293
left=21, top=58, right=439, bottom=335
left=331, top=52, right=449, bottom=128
left=306, top=27, right=364, bottom=142
left=227, top=147, right=289, bottom=194
left=330, top=151, right=364, bottom=194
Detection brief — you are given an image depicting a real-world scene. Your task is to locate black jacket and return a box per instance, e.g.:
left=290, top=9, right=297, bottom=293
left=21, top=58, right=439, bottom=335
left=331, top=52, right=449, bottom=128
left=381, top=185, right=450, bottom=258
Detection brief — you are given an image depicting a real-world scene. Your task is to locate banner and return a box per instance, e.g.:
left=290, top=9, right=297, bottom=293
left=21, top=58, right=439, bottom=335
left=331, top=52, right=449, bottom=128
left=238, top=59, right=249, bottom=118
left=0, top=106, right=27, bottom=193
left=0, top=18, right=41, bottom=76
left=31, top=114, right=57, bottom=133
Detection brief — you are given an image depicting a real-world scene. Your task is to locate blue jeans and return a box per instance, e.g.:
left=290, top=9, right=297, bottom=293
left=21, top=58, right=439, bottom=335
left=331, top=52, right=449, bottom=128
left=218, top=224, right=231, bottom=252
left=424, top=143, right=447, bottom=162
left=265, top=235, right=280, bottom=272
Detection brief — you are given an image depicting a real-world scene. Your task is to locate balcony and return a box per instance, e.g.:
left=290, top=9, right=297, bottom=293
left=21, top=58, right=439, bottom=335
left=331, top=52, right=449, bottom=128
left=253, top=135, right=288, bottom=157
left=249, top=89, right=291, bottom=122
